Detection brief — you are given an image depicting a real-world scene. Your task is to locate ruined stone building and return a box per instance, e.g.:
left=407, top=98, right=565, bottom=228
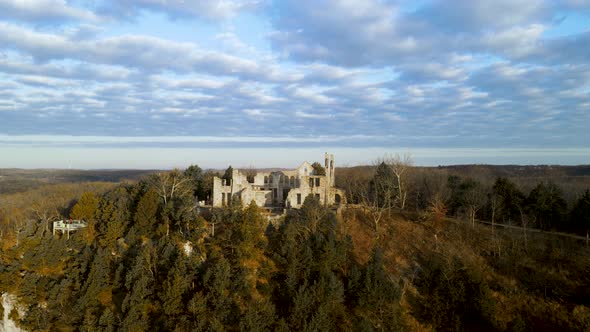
left=212, top=153, right=345, bottom=209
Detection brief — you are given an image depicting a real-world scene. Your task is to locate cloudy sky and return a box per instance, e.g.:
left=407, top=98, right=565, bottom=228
left=0, top=0, right=589, bottom=168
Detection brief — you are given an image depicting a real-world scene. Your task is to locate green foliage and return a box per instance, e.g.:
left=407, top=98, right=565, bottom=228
left=6, top=169, right=588, bottom=331
left=447, top=177, right=481, bottom=216
left=311, top=161, right=326, bottom=176
left=570, top=190, right=590, bottom=234
left=223, top=166, right=234, bottom=180
left=131, top=188, right=160, bottom=239
left=526, top=181, right=567, bottom=230
left=369, top=162, right=396, bottom=207
left=348, top=248, right=403, bottom=330
left=492, top=177, right=525, bottom=224
left=70, top=191, right=99, bottom=221
left=184, top=164, right=207, bottom=199
left=413, top=253, right=495, bottom=331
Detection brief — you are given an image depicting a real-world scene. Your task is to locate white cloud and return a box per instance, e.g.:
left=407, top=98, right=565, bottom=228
left=0, top=0, right=100, bottom=23
left=101, top=0, right=262, bottom=20
left=0, top=23, right=287, bottom=81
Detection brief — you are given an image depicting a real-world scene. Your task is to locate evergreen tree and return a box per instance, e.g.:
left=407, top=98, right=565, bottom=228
left=184, top=164, right=206, bottom=199
left=526, top=181, right=567, bottom=230
left=569, top=189, right=590, bottom=235
left=311, top=162, right=326, bottom=176
left=223, top=166, right=234, bottom=181
left=70, top=191, right=99, bottom=221
left=492, top=177, right=525, bottom=224
left=369, top=162, right=396, bottom=208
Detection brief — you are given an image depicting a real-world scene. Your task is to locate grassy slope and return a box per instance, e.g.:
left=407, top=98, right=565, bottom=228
left=341, top=208, right=590, bottom=331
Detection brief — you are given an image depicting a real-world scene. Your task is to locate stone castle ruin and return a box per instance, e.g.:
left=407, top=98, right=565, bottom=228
left=212, top=153, right=345, bottom=209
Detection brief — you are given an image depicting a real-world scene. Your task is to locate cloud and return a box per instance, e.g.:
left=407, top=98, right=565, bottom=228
left=0, top=0, right=100, bottom=23
left=0, top=0, right=589, bottom=156
left=0, top=23, right=286, bottom=82
left=0, top=56, right=134, bottom=82
left=99, top=0, right=262, bottom=21
left=269, top=0, right=588, bottom=68
left=414, top=0, right=552, bottom=33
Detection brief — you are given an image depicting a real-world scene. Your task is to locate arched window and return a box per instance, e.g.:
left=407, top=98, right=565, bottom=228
left=290, top=176, right=295, bottom=186
left=264, top=176, right=268, bottom=184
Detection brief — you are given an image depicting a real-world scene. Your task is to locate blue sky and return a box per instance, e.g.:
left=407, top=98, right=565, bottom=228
left=0, top=0, right=589, bottom=169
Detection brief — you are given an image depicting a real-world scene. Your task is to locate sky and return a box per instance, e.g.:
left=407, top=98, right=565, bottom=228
left=0, top=0, right=589, bottom=169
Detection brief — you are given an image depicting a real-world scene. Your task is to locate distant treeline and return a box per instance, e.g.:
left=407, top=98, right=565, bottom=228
left=0, top=169, right=158, bottom=195
left=337, top=162, right=590, bottom=236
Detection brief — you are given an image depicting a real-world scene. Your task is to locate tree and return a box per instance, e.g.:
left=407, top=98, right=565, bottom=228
left=492, top=178, right=525, bottom=225
left=311, top=162, right=326, bottom=176
left=526, top=181, right=567, bottom=231
left=184, top=164, right=205, bottom=200
left=70, top=192, right=99, bottom=221
left=447, top=175, right=463, bottom=217
left=386, top=153, right=414, bottom=210
left=222, top=166, right=233, bottom=182
left=29, top=193, right=62, bottom=236
left=363, top=162, right=395, bottom=234
left=133, top=189, right=160, bottom=238
left=70, top=191, right=100, bottom=244
left=201, top=170, right=217, bottom=203
left=146, top=170, right=193, bottom=236
left=243, top=166, right=258, bottom=183
left=96, top=187, right=132, bottom=250
left=570, top=190, right=590, bottom=236
left=146, top=170, right=191, bottom=207
left=461, top=179, right=486, bottom=228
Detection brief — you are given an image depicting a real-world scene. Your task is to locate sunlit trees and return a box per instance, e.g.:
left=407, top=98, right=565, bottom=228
left=146, top=170, right=191, bottom=208
left=70, top=192, right=99, bottom=221
left=131, top=188, right=160, bottom=240
left=184, top=164, right=206, bottom=200
left=70, top=192, right=100, bottom=244
left=387, top=153, right=414, bottom=210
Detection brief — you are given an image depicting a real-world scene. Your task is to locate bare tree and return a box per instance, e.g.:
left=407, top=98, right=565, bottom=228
left=147, top=169, right=192, bottom=207
left=359, top=182, right=389, bottom=237
left=463, top=183, right=487, bottom=228
left=243, top=166, right=257, bottom=183
left=385, top=153, right=414, bottom=210
left=29, top=194, right=62, bottom=236
left=337, top=166, right=372, bottom=204
left=146, top=169, right=192, bottom=236
left=519, top=205, right=535, bottom=250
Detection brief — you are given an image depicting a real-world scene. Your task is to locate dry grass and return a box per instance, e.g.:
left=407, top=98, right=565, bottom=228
left=341, top=207, right=590, bottom=331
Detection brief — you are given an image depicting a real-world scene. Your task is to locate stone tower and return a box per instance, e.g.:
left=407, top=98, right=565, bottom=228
left=324, top=153, right=335, bottom=205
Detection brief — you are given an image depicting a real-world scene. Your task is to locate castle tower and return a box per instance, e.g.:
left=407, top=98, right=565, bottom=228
left=325, top=153, right=335, bottom=185
left=324, top=153, right=335, bottom=205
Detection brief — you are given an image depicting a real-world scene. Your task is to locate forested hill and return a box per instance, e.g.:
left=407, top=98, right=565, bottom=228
left=434, top=164, right=590, bottom=178
left=0, top=168, right=589, bottom=331
left=0, top=169, right=158, bottom=194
